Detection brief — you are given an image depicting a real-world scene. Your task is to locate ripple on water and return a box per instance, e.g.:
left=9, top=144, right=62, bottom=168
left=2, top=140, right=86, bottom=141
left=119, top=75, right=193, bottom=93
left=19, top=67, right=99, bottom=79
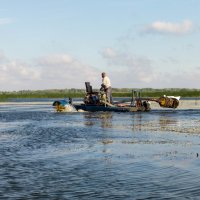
left=0, top=102, right=200, bottom=199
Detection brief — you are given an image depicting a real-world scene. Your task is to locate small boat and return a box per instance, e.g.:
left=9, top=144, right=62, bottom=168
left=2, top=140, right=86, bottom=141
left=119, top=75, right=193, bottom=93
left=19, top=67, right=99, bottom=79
left=52, top=82, right=180, bottom=112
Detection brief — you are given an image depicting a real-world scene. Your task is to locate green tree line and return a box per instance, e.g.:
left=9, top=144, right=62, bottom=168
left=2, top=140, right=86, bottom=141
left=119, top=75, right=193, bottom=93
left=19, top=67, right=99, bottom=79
left=0, top=88, right=199, bottom=101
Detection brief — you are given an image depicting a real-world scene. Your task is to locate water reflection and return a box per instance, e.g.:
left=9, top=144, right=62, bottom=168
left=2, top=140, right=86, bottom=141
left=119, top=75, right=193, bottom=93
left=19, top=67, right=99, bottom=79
left=83, top=111, right=182, bottom=133
left=159, top=115, right=179, bottom=131
left=128, top=112, right=183, bottom=133
left=84, top=112, right=113, bottom=128
left=131, top=113, right=143, bottom=132
left=1, top=102, right=200, bottom=199
left=99, top=113, right=113, bottom=128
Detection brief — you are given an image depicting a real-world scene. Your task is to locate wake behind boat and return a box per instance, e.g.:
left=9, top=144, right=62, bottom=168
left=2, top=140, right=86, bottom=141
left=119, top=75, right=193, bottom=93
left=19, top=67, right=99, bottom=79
left=52, top=82, right=180, bottom=112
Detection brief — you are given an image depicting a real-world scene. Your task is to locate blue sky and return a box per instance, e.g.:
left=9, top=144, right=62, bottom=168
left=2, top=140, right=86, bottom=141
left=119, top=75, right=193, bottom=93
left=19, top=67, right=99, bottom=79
left=0, top=0, right=200, bottom=91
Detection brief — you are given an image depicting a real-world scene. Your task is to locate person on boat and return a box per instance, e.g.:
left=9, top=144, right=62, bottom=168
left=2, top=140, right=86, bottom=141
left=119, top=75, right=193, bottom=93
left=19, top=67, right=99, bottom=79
left=101, top=72, right=112, bottom=104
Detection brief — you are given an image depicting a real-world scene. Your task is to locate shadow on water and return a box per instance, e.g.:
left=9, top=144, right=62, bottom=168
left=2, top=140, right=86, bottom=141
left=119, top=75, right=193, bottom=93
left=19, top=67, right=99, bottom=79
left=0, top=102, right=200, bottom=199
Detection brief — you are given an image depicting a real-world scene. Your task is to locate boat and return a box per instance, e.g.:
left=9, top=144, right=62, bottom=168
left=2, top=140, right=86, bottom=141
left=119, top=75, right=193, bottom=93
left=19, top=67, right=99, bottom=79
left=52, top=82, right=180, bottom=112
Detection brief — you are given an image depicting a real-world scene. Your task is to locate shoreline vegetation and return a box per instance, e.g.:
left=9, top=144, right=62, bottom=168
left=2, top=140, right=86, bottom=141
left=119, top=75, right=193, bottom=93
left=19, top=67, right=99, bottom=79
left=0, top=88, right=199, bottom=101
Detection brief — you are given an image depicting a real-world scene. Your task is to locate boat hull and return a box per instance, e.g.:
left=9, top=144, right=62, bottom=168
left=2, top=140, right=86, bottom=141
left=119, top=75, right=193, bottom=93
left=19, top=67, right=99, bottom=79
left=74, top=104, right=149, bottom=112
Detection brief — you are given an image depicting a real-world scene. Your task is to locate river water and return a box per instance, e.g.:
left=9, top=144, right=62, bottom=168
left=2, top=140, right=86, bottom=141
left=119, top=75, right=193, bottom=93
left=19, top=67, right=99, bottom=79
left=0, top=99, right=200, bottom=199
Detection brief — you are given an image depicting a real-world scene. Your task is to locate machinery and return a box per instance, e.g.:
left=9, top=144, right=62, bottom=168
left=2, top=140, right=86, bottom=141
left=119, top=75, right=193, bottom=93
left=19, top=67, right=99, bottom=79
left=52, top=82, right=180, bottom=112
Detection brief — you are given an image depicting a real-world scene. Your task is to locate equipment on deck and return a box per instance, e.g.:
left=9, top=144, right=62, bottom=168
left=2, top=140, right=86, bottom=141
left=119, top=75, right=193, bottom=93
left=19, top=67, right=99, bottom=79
left=148, top=95, right=180, bottom=109
left=52, top=82, right=180, bottom=112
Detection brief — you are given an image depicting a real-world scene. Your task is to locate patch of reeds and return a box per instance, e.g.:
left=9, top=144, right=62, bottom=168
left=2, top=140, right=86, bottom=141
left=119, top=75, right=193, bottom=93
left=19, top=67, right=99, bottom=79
left=0, top=88, right=199, bottom=101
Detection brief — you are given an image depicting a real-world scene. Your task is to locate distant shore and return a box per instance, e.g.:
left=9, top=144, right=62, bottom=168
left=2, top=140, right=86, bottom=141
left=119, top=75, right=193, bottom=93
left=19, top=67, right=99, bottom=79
left=0, top=88, right=199, bottom=101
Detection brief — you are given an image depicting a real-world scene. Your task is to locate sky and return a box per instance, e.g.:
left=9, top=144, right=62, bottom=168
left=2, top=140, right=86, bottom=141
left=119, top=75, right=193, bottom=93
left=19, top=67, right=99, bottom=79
left=0, top=0, right=200, bottom=91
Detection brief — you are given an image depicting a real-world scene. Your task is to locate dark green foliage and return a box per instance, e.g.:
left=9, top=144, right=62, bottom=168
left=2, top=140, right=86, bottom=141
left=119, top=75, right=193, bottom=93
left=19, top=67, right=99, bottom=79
left=113, top=88, right=200, bottom=98
left=0, top=88, right=199, bottom=101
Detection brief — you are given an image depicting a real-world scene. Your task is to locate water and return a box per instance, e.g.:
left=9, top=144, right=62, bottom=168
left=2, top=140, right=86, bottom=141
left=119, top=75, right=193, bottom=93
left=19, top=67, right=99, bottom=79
left=0, top=100, right=200, bottom=199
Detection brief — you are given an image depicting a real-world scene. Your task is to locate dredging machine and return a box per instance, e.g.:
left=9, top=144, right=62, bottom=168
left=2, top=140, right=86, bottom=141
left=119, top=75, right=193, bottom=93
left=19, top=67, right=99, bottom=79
left=52, top=82, right=180, bottom=112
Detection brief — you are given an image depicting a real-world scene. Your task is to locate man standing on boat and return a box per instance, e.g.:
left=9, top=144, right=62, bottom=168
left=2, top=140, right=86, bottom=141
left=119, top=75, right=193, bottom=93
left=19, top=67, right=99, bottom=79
left=101, top=72, right=112, bottom=104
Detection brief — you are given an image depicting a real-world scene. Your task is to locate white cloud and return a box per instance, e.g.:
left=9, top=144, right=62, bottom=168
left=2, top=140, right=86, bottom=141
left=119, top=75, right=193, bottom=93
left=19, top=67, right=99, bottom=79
left=143, top=20, right=194, bottom=35
left=0, top=18, right=12, bottom=25
left=0, top=51, right=199, bottom=91
left=0, top=51, right=6, bottom=62
left=8, top=61, right=40, bottom=79
left=100, top=48, right=156, bottom=87
left=101, top=47, right=200, bottom=88
left=0, top=57, right=41, bottom=90
left=0, top=53, right=101, bottom=91
left=37, top=54, right=73, bottom=66
left=101, top=48, right=117, bottom=58
left=36, top=54, right=100, bottom=88
left=153, top=70, right=200, bottom=88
